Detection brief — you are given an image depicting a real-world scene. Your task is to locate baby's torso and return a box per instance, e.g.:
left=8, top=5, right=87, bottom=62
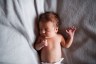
left=41, top=34, right=62, bottom=63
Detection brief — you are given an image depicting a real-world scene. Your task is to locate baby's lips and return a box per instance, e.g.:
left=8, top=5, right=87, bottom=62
left=40, top=34, right=46, bottom=37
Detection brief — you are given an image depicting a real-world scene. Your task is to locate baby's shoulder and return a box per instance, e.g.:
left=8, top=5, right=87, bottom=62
left=56, top=34, right=65, bottom=43
left=56, top=34, right=64, bottom=39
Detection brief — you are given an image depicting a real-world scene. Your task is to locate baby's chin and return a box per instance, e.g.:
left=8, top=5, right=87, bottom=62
left=40, top=34, right=56, bottom=38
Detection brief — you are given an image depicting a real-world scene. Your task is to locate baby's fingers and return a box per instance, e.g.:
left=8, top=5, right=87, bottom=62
left=44, top=40, right=48, bottom=46
left=72, top=26, right=76, bottom=32
left=66, top=29, right=70, bottom=34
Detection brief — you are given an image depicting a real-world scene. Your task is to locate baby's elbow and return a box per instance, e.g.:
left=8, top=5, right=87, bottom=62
left=62, top=45, right=70, bottom=48
left=65, top=45, right=70, bottom=48
left=34, top=45, right=39, bottom=51
left=35, top=48, right=39, bottom=51
left=33, top=44, right=39, bottom=51
left=35, top=46, right=40, bottom=51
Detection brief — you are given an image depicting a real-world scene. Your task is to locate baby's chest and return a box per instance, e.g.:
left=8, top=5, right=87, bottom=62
left=46, top=38, right=61, bottom=48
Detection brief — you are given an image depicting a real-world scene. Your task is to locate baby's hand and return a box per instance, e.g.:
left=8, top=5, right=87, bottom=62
left=41, top=39, right=48, bottom=47
left=43, top=39, right=48, bottom=46
left=66, top=26, right=76, bottom=38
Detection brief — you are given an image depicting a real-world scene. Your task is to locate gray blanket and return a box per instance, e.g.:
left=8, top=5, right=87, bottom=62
left=45, top=0, right=96, bottom=64
left=0, top=0, right=96, bottom=64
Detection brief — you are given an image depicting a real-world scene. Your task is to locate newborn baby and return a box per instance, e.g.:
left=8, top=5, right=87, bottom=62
left=35, top=12, right=76, bottom=64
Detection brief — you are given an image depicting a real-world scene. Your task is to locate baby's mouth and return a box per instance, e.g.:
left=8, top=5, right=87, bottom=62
left=41, top=34, right=46, bottom=37
left=42, top=35, right=50, bottom=38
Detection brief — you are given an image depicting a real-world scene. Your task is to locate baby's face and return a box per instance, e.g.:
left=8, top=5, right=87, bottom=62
left=39, top=21, right=58, bottom=38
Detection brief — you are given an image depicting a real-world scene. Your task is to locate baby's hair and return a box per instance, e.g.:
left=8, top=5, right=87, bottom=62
left=38, top=12, right=60, bottom=27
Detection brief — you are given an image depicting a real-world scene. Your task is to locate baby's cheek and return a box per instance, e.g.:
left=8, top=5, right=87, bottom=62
left=49, top=32, right=54, bottom=36
left=46, top=32, right=49, bottom=35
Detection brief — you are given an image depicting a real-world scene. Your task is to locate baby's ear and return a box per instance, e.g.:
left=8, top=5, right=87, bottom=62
left=55, top=27, right=58, bottom=32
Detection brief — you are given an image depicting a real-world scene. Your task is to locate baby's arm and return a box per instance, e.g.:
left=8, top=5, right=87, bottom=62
left=35, top=36, right=47, bottom=51
left=61, top=26, right=76, bottom=48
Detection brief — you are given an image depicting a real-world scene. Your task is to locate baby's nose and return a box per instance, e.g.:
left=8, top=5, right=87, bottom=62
left=42, top=30, right=45, bottom=34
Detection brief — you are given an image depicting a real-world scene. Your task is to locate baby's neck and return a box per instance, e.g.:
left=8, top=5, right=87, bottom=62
left=45, top=34, right=57, bottom=39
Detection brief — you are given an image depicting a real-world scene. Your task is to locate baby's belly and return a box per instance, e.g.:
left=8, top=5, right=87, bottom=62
left=41, top=47, right=62, bottom=63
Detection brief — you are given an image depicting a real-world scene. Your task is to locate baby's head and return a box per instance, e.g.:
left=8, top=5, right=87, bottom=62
left=39, top=12, right=60, bottom=38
